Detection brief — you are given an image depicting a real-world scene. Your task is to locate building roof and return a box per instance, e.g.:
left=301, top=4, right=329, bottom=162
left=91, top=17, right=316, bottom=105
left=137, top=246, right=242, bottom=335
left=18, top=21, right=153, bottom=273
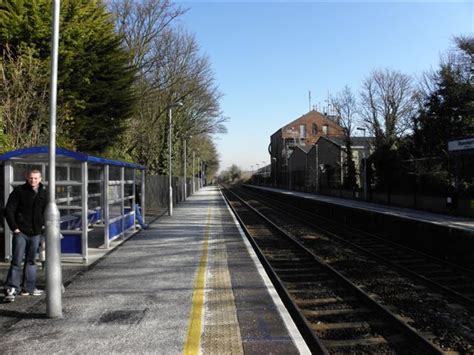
left=316, top=136, right=374, bottom=149
left=0, top=146, right=145, bottom=170
left=299, top=145, right=313, bottom=153
left=288, top=145, right=312, bottom=160
left=271, top=110, right=343, bottom=137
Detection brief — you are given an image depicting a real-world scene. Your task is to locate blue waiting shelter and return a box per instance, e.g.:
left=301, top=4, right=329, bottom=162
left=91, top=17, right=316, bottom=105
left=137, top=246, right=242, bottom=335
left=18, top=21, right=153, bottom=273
left=0, top=147, right=146, bottom=263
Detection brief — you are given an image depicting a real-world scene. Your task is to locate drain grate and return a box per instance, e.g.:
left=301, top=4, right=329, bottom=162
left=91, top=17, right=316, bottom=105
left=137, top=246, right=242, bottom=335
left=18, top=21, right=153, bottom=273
left=98, top=309, right=147, bottom=326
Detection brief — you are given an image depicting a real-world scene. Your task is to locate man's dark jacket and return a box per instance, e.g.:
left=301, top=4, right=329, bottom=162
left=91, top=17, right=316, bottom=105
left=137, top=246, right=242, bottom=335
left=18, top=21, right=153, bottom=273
left=5, top=182, right=47, bottom=236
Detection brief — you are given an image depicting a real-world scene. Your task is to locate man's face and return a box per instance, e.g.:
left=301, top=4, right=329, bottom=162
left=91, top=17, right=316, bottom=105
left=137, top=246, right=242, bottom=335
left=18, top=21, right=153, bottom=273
left=27, top=173, right=42, bottom=188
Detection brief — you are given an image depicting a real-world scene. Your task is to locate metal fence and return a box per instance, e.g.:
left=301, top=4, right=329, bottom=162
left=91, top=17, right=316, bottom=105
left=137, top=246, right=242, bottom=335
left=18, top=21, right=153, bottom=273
left=253, top=175, right=474, bottom=218
left=257, top=151, right=473, bottom=217
left=145, top=175, right=202, bottom=216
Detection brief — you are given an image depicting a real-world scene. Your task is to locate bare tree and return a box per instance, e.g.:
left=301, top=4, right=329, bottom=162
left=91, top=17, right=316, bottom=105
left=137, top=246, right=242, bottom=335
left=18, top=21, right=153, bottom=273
left=331, top=85, right=358, bottom=137
left=108, top=1, right=226, bottom=174
left=109, top=0, right=185, bottom=76
left=331, top=86, right=358, bottom=188
left=359, top=69, right=416, bottom=148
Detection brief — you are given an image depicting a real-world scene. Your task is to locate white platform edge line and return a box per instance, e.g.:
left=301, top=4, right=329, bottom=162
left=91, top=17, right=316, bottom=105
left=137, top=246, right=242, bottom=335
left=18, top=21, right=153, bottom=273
left=220, top=190, right=311, bottom=355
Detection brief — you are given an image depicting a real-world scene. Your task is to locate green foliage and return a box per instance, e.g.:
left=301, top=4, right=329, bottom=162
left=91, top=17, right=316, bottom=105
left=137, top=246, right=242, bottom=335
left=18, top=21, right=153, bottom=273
left=343, top=138, right=357, bottom=189
left=109, top=1, right=225, bottom=173
left=59, top=0, right=136, bottom=152
left=368, top=144, right=403, bottom=191
left=218, top=164, right=241, bottom=184
left=414, top=36, right=474, bottom=157
left=0, top=0, right=136, bottom=153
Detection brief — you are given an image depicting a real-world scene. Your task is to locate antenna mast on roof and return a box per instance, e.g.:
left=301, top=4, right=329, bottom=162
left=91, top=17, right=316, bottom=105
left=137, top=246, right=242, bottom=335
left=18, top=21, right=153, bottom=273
left=326, top=90, right=331, bottom=115
left=308, top=90, right=312, bottom=112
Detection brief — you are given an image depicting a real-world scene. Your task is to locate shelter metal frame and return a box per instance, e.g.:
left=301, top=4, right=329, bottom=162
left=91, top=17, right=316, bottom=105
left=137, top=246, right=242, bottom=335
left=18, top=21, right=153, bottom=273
left=0, top=147, right=145, bottom=263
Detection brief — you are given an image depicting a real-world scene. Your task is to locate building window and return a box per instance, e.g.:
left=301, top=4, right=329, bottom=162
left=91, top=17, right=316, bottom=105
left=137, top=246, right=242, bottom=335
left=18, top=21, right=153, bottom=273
left=300, top=124, right=307, bottom=138
left=312, top=123, right=318, bottom=135
left=322, top=124, right=328, bottom=135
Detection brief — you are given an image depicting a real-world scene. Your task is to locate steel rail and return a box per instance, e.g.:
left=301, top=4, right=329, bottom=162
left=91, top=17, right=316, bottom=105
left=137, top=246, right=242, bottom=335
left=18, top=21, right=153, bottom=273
left=221, top=187, right=329, bottom=355
left=242, top=186, right=474, bottom=308
left=223, top=186, right=444, bottom=354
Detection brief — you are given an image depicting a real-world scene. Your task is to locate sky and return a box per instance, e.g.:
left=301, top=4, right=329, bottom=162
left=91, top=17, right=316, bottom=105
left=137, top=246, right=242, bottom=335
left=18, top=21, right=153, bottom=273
left=176, top=1, right=473, bottom=173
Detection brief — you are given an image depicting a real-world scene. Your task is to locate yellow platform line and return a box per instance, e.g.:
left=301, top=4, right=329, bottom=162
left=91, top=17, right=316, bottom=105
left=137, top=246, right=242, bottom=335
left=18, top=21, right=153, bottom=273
left=183, top=207, right=212, bottom=355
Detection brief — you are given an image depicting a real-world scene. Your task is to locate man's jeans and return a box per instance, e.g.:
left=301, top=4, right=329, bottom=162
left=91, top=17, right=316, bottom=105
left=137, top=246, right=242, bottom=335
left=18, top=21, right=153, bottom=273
left=5, top=232, right=40, bottom=293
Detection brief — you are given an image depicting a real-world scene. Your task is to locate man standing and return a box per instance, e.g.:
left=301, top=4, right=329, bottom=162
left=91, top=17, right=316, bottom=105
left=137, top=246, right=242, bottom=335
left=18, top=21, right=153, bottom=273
left=4, top=169, right=47, bottom=302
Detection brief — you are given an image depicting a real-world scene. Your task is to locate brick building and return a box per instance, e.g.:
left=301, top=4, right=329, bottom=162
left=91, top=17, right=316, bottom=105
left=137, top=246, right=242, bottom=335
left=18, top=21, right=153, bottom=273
left=269, top=110, right=345, bottom=185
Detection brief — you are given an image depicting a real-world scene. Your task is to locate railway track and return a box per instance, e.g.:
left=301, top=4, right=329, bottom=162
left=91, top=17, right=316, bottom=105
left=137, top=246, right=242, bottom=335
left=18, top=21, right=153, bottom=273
left=222, top=187, right=448, bottom=354
left=241, top=186, right=474, bottom=309
left=230, top=186, right=474, bottom=353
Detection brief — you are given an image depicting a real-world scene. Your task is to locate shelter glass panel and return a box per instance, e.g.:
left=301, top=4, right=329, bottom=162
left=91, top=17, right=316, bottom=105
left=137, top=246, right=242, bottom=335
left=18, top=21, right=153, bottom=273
left=109, top=202, right=123, bottom=219
left=88, top=167, right=101, bottom=181
left=70, top=166, right=82, bottom=182
left=124, top=183, right=134, bottom=198
left=88, top=182, right=101, bottom=195
left=89, top=195, right=101, bottom=209
left=108, top=184, right=122, bottom=201
left=109, top=166, right=121, bottom=181
left=124, top=168, right=134, bottom=180
left=57, top=166, right=68, bottom=181
left=13, top=163, right=43, bottom=182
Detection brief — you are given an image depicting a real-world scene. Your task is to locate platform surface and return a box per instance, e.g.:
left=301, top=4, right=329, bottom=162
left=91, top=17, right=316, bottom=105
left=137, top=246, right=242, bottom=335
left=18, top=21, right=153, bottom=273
left=0, top=186, right=309, bottom=354
left=249, top=185, right=474, bottom=233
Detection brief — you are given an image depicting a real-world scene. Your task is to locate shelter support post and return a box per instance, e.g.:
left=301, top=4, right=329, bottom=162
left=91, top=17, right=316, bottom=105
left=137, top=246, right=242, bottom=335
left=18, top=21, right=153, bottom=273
left=81, top=162, right=88, bottom=262
left=104, top=165, right=110, bottom=249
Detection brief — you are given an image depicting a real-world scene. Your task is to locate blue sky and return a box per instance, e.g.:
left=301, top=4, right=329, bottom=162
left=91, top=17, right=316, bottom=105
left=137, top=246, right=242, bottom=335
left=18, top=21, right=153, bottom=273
left=176, top=1, right=473, bottom=173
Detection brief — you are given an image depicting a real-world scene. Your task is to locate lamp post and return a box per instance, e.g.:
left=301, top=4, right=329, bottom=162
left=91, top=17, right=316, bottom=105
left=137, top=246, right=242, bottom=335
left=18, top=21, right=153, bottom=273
left=192, top=150, right=195, bottom=194
left=272, top=157, right=277, bottom=186
left=256, top=163, right=260, bottom=184
left=168, top=101, right=183, bottom=217
left=202, top=162, right=205, bottom=187
left=197, top=157, right=200, bottom=190
left=45, top=0, right=62, bottom=318
left=362, top=152, right=368, bottom=201
left=183, top=138, right=187, bottom=200
left=356, top=128, right=368, bottom=200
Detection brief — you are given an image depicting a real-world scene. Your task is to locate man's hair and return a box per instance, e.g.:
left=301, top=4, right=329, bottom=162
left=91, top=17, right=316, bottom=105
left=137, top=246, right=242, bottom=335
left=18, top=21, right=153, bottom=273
left=27, top=169, right=42, bottom=177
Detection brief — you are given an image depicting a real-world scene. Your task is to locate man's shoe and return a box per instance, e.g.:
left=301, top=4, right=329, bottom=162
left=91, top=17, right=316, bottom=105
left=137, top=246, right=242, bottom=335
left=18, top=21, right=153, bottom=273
left=4, top=288, right=16, bottom=302
left=20, top=289, right=44, bottom=296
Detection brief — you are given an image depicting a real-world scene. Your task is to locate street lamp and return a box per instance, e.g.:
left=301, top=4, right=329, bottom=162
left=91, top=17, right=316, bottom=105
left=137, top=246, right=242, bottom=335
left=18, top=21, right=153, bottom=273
left=272, top=157, right=277, bottom=186
left=197, top=156, right=200, bottom=190
left=45, top=0, right=62, bottom=318
left=356, top=127, right=369, bottom=200
left=192, top=150, right=195, bottom=194
left=183, top=137, right=189, bottom=201
left=202, top=161, right=206, bottom=187
left=168, top=101, right=183, bottom=216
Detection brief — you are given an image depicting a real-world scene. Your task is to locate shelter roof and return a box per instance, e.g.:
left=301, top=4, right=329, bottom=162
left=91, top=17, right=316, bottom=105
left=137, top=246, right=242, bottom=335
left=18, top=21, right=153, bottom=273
left=0, top=146, right=145, bottom=170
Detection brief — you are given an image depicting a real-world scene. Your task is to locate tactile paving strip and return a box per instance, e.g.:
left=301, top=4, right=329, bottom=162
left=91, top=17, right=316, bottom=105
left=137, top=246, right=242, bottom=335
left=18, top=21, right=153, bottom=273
left=201, top=209, right=244, bottom=355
